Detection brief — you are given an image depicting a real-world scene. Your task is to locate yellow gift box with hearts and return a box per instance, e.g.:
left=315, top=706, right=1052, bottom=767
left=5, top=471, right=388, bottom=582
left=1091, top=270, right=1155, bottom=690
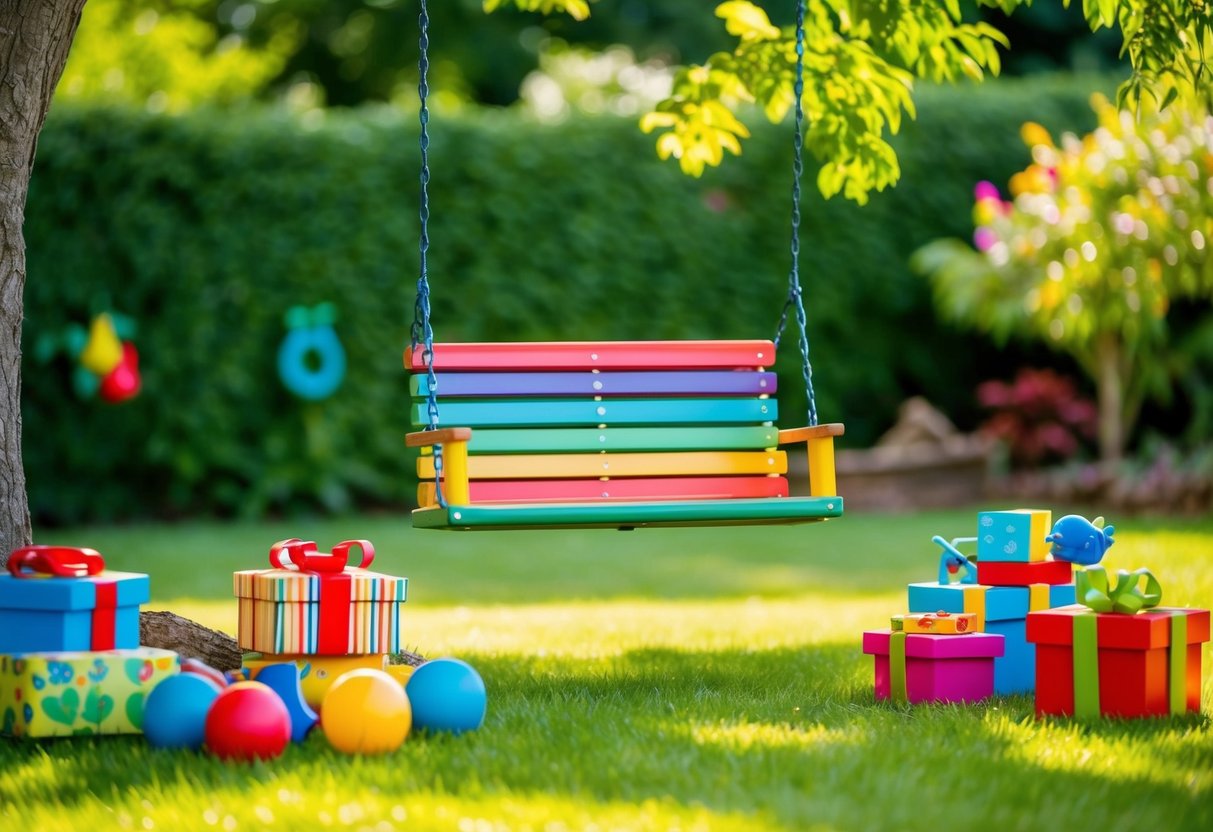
left=0, top=647, right=179, bottom=738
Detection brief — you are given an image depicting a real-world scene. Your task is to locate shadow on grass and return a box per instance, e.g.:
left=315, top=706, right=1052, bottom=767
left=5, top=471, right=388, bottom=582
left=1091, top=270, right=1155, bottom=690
left=78, top=509, right=1213, bottom=607
left=4, top=643, right=1210, bottom=830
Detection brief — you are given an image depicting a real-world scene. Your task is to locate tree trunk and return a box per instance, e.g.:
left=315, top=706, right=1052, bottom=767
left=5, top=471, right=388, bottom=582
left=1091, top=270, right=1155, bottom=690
left=1095, top=332, right=1126, bottom=465
left=0, top=0, right=88, bottom=566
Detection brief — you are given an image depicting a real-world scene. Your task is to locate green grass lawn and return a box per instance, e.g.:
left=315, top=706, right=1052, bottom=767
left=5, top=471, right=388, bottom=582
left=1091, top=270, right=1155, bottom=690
left=3, top=507, right=1212, bottom=831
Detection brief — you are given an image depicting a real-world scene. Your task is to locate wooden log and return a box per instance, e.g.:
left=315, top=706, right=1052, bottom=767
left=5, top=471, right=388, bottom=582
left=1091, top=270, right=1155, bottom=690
left=138, top=610, right=427, bottom=672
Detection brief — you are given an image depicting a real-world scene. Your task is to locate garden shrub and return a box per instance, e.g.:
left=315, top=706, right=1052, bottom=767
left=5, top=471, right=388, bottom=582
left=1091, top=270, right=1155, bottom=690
left=23, top=75, right=1107, bottom=524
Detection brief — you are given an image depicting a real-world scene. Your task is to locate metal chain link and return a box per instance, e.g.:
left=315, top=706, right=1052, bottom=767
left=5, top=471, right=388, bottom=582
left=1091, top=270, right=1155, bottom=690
left=413, top=0, right=446, bottom=506
left=773, top=0, right=818, bottom=427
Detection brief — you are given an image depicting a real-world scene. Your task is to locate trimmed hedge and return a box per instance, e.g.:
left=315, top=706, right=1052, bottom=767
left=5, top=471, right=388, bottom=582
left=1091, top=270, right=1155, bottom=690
left=23, top=76, right=1106, bottom=524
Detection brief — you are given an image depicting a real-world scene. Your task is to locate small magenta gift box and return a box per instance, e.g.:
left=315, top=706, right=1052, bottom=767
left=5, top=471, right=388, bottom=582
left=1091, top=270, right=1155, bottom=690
left=863, top=629, right=1004, bottom=704
left=1026, top=566, right=1209, bottom=718
left=234, top=539, right=407, bottom=656
left=0, top=647, right=179, bottom=738
left=0, top=546, right=149, bottom=654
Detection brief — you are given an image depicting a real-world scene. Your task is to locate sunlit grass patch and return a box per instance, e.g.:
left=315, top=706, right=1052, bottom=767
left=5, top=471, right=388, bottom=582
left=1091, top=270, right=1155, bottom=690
left=5, top=508, right=1213, bottom=830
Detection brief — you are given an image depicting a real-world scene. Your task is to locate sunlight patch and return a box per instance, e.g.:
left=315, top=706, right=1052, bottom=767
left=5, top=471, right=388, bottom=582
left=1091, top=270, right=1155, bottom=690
left=987, top=712, right=1213, bottom=790
left=687, top=720, right=858, bottom=752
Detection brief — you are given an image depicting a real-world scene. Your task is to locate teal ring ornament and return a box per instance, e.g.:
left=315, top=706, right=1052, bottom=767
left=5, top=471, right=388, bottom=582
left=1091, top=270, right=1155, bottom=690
left=278, top=325, right=346, bottom=400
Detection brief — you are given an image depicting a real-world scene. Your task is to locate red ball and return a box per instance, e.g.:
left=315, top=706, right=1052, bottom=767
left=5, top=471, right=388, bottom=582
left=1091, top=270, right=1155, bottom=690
left=204, top=681, right=292, bottom=762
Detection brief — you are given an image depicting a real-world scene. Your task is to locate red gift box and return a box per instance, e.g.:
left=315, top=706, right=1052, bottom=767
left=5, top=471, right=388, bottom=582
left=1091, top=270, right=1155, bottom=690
left=1026, top=604, right=1209, bottom=718
left=976, top=559, right=1073, bottom=587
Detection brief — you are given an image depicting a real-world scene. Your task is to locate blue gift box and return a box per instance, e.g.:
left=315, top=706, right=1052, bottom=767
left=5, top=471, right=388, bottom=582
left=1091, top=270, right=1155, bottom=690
left=0, top=549, right=149, bottom=653
left=977, top=509, right=1052, bottom=563
left=907, top=581, right=1075, bottom=694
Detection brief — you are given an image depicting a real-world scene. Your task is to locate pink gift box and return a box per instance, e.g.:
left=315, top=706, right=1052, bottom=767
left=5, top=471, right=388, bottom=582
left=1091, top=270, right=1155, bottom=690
left=863, top=630, right=1005, bottom=704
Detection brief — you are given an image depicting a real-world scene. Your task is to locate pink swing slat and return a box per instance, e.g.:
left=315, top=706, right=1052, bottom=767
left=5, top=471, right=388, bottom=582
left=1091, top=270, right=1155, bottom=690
left=404, top=340, right=776, bottom=371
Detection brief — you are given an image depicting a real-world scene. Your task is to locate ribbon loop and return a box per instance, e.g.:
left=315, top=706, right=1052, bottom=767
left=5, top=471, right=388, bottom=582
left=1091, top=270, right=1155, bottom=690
left=331, top=540, right=375, bottom=569
left=268, top=538, right=374, bottom=573
left=1076, top=566, right=1162, bottom=615
left=8, top=545, right=105, bottom=578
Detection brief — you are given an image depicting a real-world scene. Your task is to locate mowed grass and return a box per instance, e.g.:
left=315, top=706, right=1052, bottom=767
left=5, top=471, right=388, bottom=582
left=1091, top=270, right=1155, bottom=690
left=2, top=508, right=1212, bottom=831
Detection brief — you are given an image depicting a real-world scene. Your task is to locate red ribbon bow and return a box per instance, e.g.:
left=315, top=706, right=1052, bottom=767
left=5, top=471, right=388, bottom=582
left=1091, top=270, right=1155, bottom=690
left=8, top=546, right=118, bottom=649
left=268, top=539, right=375, bottom=573
left=7, top=545, right=105, bottom=578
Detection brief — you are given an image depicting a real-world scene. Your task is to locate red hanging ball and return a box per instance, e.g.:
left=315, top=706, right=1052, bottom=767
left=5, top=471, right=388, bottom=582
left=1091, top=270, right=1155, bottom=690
left=98, top=342, right=141, bottom=403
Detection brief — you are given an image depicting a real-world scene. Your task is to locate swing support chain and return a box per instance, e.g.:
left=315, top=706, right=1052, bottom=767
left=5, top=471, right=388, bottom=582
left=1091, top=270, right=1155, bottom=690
left=413, top=0, right=446, bottom=507
left=773, top=0, right=818, bottom=428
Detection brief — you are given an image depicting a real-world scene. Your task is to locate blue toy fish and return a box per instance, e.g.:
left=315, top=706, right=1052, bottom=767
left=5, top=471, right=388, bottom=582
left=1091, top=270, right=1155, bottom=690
left=1045, top=515, right=1115, bottom=565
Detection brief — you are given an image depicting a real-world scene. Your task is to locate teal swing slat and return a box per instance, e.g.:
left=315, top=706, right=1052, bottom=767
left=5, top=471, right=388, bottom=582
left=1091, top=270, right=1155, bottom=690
left=410, top=397, right=777, bottom=429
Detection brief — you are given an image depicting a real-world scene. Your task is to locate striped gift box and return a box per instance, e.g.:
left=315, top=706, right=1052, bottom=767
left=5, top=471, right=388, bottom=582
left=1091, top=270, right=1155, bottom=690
left=233, top=539, right=407, bottom=656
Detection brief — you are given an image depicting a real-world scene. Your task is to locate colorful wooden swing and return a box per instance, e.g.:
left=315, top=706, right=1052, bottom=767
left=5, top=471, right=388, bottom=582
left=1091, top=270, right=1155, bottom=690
left=404, top=0, right=844, bottom=531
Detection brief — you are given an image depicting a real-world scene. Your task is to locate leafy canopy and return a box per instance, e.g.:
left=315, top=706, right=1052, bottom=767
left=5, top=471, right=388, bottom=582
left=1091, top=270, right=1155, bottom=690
left=492, top=1, right=1213, bottom=203
left=57, top=0, right=299, bottom=112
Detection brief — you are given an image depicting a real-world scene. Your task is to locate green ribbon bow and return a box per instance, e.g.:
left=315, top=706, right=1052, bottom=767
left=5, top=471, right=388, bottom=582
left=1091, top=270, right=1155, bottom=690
left=1075, top=566, right=1162, bottom=615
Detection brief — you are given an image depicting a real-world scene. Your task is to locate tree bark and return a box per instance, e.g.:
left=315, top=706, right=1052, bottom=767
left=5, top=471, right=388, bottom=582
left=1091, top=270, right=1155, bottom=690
left=0, top=0, right=88, bottom=566
left=1095, top=332, right=1126, bottom=465
left=139, top=609, right=244, bottom=670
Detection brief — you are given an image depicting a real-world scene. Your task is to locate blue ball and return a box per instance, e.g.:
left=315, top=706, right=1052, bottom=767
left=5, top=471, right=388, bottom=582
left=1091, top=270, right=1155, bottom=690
left=143, top=673, right=222, bottom=750
left=405, top=658, right=486, bottom=735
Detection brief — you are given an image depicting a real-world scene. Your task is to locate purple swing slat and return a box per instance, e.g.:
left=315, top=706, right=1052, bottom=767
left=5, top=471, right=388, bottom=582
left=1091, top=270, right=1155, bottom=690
left=410, top=370, right=778, bottom=398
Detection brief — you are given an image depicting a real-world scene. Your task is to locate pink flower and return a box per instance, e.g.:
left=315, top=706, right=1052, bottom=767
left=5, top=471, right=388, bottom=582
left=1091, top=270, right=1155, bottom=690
left=974, top=180, right=1001, bottom=202
left=974, top=227, right=997, bottom=251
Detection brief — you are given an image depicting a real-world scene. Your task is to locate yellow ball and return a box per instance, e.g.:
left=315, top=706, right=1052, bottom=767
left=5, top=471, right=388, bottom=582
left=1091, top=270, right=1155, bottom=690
left=320, top=668, right=412, bottom=754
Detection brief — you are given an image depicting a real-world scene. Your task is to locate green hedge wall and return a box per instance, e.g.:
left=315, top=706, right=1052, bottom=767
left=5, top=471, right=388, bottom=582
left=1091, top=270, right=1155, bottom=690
left=23, top=76, right=1106, bottom=524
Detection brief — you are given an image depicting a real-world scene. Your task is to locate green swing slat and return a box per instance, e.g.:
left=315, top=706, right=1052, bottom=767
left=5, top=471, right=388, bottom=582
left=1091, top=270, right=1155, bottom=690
left=411, top=495, right=844, bottom=531
left=445, top=426, right=780, bottom=454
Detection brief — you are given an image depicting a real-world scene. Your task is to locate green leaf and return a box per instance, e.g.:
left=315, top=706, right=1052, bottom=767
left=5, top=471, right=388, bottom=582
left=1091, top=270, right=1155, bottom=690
left=715, top=2, right=780, bottom=41
left=639, top=112, right=678, bottom=133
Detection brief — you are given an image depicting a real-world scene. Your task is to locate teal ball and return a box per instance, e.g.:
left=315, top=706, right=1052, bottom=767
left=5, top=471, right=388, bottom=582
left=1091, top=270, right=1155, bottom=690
left=143, top=673, right=222, bottom=749
left=405, top=658, right=486, bottom=735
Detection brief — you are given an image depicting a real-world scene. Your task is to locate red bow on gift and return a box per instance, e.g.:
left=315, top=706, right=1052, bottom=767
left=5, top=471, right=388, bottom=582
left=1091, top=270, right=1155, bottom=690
left=268, top=539, right=375, bottom=573
left=8, top=545, right=105, bottom=578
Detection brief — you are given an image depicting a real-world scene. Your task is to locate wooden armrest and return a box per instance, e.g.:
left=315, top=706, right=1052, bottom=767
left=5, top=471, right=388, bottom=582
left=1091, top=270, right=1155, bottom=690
left=778, top=423, right=846, bottom=444
left=778, top=423, right=843, bottom=498
left=405, top=427, right=473, bottom=448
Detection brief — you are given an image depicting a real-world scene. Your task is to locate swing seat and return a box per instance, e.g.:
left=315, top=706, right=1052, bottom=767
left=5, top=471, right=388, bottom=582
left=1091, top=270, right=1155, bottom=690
left=404, top=340, right=844, bottom=531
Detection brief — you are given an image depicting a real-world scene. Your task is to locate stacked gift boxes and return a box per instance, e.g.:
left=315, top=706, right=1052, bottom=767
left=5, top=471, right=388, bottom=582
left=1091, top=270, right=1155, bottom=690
left=0, top=546, right=179, bottom=738
left=907, top=510, right=1077, bottom=695
left=1027, top=565, right=1209, bottom=718
left=863, top=612, right=1004, bottom=704
left=233, top=538, right=407, bottom=708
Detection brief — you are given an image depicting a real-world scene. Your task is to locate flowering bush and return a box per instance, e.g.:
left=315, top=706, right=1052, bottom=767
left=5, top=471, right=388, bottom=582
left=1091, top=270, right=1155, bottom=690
left=915, top=94, right=1213, bottom=462
left=977, top=368, right=1098, bottom=467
